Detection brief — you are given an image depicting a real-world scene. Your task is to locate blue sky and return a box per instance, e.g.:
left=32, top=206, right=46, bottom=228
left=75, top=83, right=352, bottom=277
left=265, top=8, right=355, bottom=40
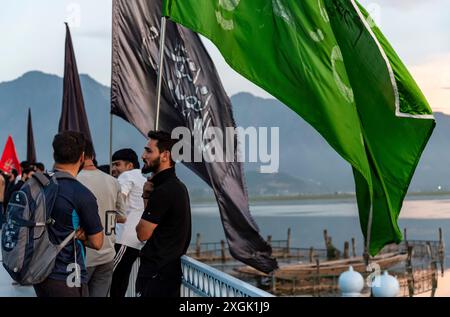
left=1, top=0, right=449, bottom=113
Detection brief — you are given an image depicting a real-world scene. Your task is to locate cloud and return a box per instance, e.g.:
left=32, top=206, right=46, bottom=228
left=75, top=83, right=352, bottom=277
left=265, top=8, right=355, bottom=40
left=409, top=54, right=450, bottom=114
left=363, top=0, right=440, bottom=10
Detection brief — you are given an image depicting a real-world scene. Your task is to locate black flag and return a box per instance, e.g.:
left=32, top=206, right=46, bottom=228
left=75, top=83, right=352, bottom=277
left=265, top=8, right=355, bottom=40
left=59, top=23, right=93, bottom=145
left=27, top=108, right=36, bottom=164
left=111, top=0, right=277, bottom=273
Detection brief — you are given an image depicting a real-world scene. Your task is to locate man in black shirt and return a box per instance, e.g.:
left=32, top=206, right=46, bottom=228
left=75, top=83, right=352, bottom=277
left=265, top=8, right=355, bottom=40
left=136, top=131, right=191, bottom=298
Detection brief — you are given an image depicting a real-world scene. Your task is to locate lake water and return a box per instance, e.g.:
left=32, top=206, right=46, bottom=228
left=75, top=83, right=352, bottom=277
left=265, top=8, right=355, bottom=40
left=191, top=196, right=450, bottom=267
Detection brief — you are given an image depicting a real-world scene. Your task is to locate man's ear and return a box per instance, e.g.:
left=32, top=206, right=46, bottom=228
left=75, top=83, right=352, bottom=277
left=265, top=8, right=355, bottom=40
left=80, top=152, right=85, bottom=163
left=127, top=161, right=134, bottom=170
left=162, top=150, right=170, bottom=163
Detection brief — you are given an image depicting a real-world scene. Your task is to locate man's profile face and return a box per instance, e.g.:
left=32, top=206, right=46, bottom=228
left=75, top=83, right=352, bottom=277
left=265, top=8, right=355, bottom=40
left=142, top=139, right=162, bottom=174
left=111, top=160, right=133, bottom=178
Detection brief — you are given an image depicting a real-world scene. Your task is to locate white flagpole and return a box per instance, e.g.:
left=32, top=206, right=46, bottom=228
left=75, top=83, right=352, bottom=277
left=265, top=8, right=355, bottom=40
left=155, top=17, right=167, bottom=131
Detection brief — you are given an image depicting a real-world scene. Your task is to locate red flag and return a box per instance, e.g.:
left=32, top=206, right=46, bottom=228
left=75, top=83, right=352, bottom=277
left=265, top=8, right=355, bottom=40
left=0, top=136, right=22, bottom=175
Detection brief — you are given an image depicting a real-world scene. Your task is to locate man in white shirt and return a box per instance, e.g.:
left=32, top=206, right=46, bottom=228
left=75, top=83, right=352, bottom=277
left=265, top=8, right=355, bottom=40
left=110, top=149, right=146, bottom=298
left=77, top=140, right=126, bottom=297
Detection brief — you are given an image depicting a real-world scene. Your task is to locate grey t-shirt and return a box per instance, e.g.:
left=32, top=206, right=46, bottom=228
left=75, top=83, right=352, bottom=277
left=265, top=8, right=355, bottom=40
left=77, top=169, right=125, bottom=267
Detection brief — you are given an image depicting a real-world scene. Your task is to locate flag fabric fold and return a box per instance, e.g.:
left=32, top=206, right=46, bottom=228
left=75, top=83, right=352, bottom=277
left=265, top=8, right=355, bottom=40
left=27, top=108, right=37, bottom=164
left=59, top=23, right=93, bottom=146
left=111, top=0, right=277, bottom=273
left=163, top=0, right=435, bottom=255
left=0, top=136, right=22, bottom=175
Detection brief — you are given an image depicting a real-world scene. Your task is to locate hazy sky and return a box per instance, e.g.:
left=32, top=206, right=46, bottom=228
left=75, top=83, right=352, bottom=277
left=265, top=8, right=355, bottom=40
left=1, top=0, right=449, bottom=113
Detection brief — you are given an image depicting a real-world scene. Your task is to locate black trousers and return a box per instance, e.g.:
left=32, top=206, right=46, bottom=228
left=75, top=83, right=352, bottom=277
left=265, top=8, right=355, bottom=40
left=33, top=278, right=89, bottom=297
left=110, top=244, right=140, bottom=298
left=135, top=259, right=182, bottom=298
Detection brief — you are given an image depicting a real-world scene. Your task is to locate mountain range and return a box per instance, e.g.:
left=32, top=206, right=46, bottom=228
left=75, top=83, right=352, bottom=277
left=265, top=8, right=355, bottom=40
left=1, top=71, right=449, bottom=199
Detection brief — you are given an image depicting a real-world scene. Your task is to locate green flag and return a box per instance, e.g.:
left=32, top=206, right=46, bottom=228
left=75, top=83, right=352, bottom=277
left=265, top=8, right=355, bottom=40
left=163, top=0, right=435, bottom=255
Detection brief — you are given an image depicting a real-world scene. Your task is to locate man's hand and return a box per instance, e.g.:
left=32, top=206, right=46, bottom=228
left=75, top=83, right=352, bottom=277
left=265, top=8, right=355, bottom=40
left=75, top=228, right=87, bottom=242
left=142, top=177, right=154, bottom=198
left=116, top=215, right=127, bottom=224
left=142, top=177, right=154, bottom=208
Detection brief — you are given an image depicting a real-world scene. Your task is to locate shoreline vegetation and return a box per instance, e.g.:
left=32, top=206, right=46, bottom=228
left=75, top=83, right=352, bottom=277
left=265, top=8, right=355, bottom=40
left=190, top=191, right=450, bottom=204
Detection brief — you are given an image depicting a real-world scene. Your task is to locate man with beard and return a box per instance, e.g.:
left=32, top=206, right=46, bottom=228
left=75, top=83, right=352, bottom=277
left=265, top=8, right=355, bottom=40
left=33, top=131, right=104, bottom=297
left=135, top=131, right=192, bottom=298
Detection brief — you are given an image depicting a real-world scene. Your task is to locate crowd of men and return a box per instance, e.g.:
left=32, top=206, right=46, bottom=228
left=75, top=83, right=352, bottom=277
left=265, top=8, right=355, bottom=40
left=0, top=130, right=192, bottom=298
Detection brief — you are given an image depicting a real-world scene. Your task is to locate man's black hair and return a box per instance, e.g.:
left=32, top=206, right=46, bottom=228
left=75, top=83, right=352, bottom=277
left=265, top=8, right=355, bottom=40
left=147, top=131, right=178, bottom=166
left=98, top=164, right=110, bottom=175
left=112, top=149, right=140, bottom=169
left=84, top=139, right=96, bottom=160
left=20, top=161, right=31, bottom=170
left=52, top=131, right=86, bottom=164
left=34, top=162, right=45, bottom=172
left=22, top=167, right=35, bottom=176
left=11, top=169, right=18, bottom=178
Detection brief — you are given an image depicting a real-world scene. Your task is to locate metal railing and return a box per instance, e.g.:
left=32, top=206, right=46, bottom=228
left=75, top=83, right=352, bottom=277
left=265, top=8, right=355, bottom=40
left=180, top=256, right=274, bottom=297
left=125, top=256, right=273, bottom=297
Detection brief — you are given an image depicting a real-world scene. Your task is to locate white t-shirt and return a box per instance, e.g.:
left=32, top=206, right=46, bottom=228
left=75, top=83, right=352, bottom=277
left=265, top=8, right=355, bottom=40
left=77, top=169, right=126, bottom=267
left=116, top=169, right=146, bottom=250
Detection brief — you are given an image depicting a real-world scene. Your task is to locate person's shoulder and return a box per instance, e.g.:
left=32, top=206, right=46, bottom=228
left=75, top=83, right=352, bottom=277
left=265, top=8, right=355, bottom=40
left=118, top=170, right=133, bottom=182
left=130, top=169, right=146, bottom=180
left=94, top=169, right=118, bottom=183
left=121, top=169, right=145, bottom=183
left=69, top=179, right=97, bottom=200
left=166, top=176, right=188, bottom=193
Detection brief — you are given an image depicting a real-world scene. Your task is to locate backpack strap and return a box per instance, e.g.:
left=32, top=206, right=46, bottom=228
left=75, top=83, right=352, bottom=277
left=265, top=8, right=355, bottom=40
left=56, top=231, right=77, bottom=253
left=51, top=171, right=76, bottom=181
left=32, top=173, right=51, bottom=187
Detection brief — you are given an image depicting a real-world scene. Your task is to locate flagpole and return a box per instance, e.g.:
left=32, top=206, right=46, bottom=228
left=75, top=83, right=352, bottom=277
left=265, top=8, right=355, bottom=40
left=109, top=112, right=113, bottom=176
left=155, top=17, right=167, bottom=131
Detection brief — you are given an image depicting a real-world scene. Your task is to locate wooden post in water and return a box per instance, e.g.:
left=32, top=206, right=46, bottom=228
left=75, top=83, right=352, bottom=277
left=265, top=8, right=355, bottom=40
left=406, top=246, right=414, bottom=297
left=404, top=228, right=408, bottom=249
left=309, top=247, right=315, bottom=263
left=271, top=272, right=277, bottom=293
left=438, top=227, right=445, bottom=277
left=315, top=259, right=321, bottom=297
left=195, top=233, right=201, bottom=258
left=344, top=241, right=350, bottom=259
left=287, top=228, right=291, bottom=255
left=220, top=240, right=226, bottom=262
left=431, top=261, right=438, bottom=297
left=267, top=235, right=272, bottom=247
left=351, top=238, right=356, bottom=257
left=323, top=230, right=329, bottom=249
